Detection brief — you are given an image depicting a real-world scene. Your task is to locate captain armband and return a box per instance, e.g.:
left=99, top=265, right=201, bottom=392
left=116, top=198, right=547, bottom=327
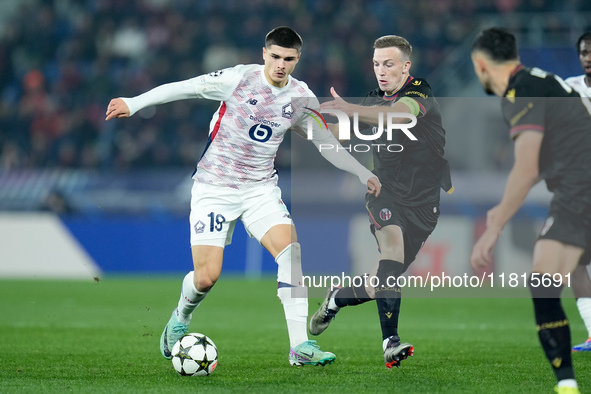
left=397, top=97, right=421, bottom=117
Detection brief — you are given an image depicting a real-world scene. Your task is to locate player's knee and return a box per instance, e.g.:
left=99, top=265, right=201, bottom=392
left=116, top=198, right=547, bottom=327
left=374, top=229, right=405, bottom=261
left=378, top=245, right=404, bottom=262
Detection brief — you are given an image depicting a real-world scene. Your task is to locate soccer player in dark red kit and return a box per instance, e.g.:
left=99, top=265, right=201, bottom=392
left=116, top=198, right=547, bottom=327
left=309, top=35, right=452, bottom=369
left=470, top=27, right=591, bottom=394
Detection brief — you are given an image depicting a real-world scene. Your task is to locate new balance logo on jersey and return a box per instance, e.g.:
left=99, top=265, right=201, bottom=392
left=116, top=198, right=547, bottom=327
left=247, top=98, right=258, bottom=105
left=208, top=70, right=224, bottom=77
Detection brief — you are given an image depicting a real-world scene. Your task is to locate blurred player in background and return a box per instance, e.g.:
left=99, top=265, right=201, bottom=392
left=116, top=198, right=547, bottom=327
left=470, top=27, right=591, bottom=394
left=309, top=35, right=453, bottom=369
left=565, top=31, right=591, bottom=353
left=565, top=32, right=591, bottom=97
left=106, top=26, right=380, bottom=367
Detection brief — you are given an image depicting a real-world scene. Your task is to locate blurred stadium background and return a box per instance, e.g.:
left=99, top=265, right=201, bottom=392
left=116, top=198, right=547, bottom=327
left=0, top=0, right=590, bottom=281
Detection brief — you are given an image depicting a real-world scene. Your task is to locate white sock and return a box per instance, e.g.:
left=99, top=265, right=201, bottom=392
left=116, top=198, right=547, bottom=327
left=176, top=271, right=208, bottom=324
left=557, top=379, right=578, bottom=389
left=278, top=286, right=309, bottom=348
left=576, top=298, right=591, bottom=338
left=275, top=243, right=308, bottom=348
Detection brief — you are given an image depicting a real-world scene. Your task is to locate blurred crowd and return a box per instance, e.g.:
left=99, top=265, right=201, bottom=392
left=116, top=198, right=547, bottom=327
left=0, top=0, right=589, bottom=171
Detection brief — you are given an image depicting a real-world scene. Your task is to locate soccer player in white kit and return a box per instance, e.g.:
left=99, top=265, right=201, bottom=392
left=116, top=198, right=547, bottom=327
left=105, top=27, right=380, bottom=366
left=565, top=32, right=591, bottom=98
left=565, top=31, right=591, bottom=352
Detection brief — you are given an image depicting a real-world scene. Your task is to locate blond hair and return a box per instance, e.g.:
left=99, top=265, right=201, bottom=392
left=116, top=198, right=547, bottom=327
left=373, top=35, right=412, bottom=59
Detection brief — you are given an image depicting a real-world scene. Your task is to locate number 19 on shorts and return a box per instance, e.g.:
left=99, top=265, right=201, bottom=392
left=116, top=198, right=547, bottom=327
left=207, top=212, right=226, bottom=232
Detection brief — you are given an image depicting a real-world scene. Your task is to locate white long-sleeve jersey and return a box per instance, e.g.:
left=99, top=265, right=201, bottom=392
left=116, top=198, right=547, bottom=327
left=121, top=64, right=375, bottom=189
left=565, top=74, right=591, bottom=97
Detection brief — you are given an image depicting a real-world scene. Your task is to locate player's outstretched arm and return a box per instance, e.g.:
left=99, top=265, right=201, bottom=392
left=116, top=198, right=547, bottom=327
left=105, top=98, right=130, bottom=121
left=104, top=78, right=211, bottom=121
left=302, top=123, right=381, bottom=196
left=297, top=94, right=381, bottom=195
left=321, top=87, right=414, bottom=127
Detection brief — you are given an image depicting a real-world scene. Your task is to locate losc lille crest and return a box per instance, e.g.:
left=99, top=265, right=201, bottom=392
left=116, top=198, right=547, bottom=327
left=282, top=103, right=294, bottom=119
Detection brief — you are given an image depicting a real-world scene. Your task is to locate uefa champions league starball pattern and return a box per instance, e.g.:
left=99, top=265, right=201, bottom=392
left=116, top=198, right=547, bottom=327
left=171, top=333, right=218, bottom=376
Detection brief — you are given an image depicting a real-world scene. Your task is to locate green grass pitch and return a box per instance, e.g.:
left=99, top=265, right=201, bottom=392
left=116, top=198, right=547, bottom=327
left=1, top=277, right=589, bottom=393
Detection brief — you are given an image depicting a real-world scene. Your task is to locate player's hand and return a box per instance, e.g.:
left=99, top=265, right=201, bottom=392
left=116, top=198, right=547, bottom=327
left=470, top=227, right=500, bottom=271
left=367, top=176, right=381, bottom=197
left=320, top=87, right=355, bottom=116
left=105, top=98, right=130, bottom=121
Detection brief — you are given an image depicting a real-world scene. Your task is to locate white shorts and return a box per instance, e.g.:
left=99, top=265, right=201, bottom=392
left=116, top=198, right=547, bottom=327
left=189, top=181, right=293, bottom=247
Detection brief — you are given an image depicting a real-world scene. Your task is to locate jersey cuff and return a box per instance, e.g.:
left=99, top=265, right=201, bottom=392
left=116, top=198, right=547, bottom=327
left=120, top=97, right=137, bottom=117
left=509, top=124, right=545, bottom=139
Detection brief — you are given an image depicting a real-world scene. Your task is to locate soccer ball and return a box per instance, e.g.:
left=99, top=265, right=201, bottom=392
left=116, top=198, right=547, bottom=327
left=171, top=333, right=218, bottom=376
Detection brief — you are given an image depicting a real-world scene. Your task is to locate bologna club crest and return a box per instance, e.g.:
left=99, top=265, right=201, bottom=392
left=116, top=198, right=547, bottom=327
left=379, top=208, right=392, bottom=221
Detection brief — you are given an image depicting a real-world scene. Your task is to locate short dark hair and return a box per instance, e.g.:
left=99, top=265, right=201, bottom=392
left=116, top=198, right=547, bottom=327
left=471, top=27, right=519, bottom=62
left=576, top=31, right=591, bottom=53
left=265, top=26, right=303, bottom=52
left=373, top=35, right=412, bottom=60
